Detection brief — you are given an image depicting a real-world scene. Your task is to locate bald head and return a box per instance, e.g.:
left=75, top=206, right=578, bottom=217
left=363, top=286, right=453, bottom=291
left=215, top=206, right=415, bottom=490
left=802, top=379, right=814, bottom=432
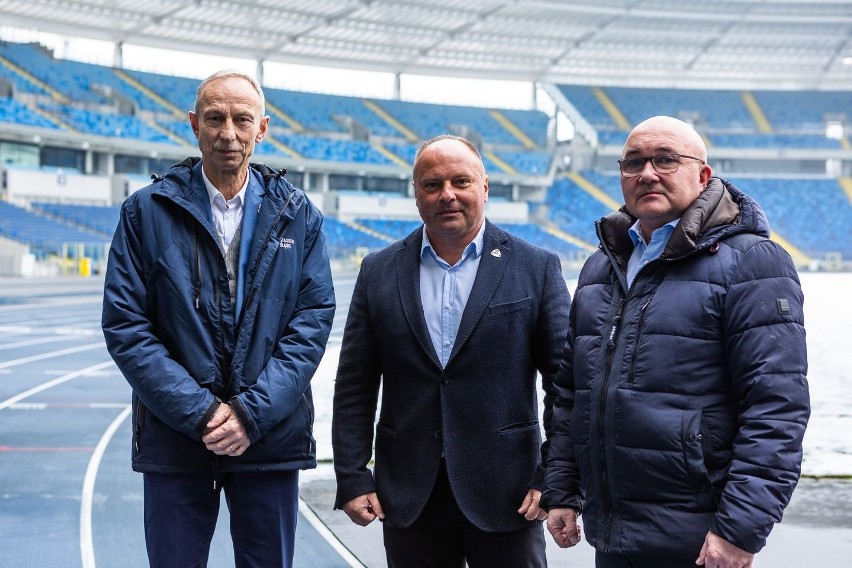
left=624, top=116, right=707, bottom=162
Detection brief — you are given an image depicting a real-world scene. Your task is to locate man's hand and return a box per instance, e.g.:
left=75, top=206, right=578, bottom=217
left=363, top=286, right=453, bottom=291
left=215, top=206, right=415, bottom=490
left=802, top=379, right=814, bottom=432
left=546, top=507, right=581, bottom=548
left=696, top=531, right=754, bottom=568
left=201, top=403, right=250, bottom=457
left=518, top=489, right=548, bottom=521
left=342, top=492, right=385, bottom=526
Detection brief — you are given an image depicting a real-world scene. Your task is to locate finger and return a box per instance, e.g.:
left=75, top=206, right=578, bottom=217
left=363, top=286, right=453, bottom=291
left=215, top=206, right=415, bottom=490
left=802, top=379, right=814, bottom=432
left=367, top=494, right=385, bottom=520
left=517, top=491, right=535, bottom=514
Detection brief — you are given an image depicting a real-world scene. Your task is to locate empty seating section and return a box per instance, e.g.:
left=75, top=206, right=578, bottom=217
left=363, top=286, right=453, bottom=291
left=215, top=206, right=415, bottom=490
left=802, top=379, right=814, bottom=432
left=499, top=223, right=585, bottom=257
left=356, top=219, right=421, bottom=240
left=0, top=98, right=60, bottom=129
left=41, top=104, right=176, bottom=144
left=556, top=85, right=616, bottom=129
left=265, top=90, right=399, bottom=137
left=604, top=87, right=755, bottom=131
left=708, top=133, right=841, bottom=149
left=377, top=100, right=531, bottom=146
left=738, top=178, right=852, bottom=258
left=497, top=109, right=549, bottom=147
left=0, top=201, right=109, bottom=258
left=321, top=217, right=389, bottom=257
left=495, top=151, right=551, bottom=175
left=546, top=176, right=616, bottom=245
left=755, top=91, right=852, bottom=131
left=580, top=171, right=624, bottom=203
left=124, top=70, right=198, bottom=113
left=278, top=135, right=394, bottom=165
left=34, top=202, right=120, bottom=235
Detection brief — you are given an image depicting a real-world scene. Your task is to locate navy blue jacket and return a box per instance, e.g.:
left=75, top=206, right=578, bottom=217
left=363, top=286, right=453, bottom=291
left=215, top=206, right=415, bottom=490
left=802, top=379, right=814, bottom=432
left=102, top=158, right=335, bottom=474
left=542, top=178, right=809, bottom=557
left=332, top=221, right=570, bottom=532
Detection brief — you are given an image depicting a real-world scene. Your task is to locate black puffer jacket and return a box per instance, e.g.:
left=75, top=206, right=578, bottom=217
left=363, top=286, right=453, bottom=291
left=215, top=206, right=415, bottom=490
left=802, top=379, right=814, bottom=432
left=542, top=178, right=810, bottom=558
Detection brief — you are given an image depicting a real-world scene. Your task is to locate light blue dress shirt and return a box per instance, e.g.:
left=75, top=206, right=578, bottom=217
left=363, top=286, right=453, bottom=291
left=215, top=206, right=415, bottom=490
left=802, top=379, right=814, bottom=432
left=626, top=218, right=679, bottom=289
left=419, top=223, right=486, bottom=368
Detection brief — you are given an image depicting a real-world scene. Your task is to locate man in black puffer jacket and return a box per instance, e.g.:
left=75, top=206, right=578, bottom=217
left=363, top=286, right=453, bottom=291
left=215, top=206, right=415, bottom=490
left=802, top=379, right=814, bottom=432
left=543, top=116, right=810, bottom=568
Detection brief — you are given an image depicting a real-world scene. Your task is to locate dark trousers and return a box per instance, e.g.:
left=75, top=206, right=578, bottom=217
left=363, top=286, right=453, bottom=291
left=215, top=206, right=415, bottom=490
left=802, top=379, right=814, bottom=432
left=595, top=550, right=698, bottom=568
left=143, top=470, right=299, bottom=568
left=382, top=463, right=546, bottom=568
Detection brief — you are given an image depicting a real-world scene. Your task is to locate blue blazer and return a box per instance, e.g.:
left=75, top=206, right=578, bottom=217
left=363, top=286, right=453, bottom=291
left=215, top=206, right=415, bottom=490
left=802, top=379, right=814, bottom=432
left=332, top=220, right=570, bottom=532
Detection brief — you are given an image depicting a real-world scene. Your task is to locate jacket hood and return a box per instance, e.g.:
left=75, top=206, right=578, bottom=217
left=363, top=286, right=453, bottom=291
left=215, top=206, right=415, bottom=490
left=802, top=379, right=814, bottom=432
left=597, top=177, right=771, bottom=266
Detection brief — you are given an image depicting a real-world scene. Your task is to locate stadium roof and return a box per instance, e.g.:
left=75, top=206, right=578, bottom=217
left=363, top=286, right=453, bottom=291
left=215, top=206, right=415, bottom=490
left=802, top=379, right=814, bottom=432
left=2, top=0, right=852, bottom=90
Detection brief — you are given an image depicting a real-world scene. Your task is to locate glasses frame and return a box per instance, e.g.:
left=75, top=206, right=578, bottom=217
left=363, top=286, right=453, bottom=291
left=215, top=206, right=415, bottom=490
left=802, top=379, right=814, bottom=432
left=618, top=154, right=705, bottom=177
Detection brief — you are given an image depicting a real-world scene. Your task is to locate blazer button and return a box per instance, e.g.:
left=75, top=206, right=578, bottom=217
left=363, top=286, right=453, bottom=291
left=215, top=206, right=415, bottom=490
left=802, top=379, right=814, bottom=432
left=434, top=429, right=442, bottom=439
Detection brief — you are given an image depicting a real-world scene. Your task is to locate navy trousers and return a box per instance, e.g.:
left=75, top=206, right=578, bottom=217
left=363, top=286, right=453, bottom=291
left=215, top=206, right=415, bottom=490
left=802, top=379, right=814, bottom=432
left=143, top=470, right=299, bottom=568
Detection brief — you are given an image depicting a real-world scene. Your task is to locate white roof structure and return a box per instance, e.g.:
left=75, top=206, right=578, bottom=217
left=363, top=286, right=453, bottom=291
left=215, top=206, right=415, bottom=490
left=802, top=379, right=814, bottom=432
left=2, top=0, right=851, bottom=90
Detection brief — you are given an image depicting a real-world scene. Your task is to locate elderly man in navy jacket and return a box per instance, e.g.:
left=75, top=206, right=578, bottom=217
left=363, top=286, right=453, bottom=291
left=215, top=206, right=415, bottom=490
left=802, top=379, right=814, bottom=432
left=332, top=135, right=570, bottom=567
left=102, top=70, right=335, bottom=568
left=543, top=116, right=810, bottom=568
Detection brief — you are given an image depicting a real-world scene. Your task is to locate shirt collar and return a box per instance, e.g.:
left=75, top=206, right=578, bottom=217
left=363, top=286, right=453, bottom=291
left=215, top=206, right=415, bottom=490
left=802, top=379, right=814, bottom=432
left=420, top=221, right=486, bottom=264
left=628, top=217, right=679, bottom=246
left=201, top=165, right=248, bottom=207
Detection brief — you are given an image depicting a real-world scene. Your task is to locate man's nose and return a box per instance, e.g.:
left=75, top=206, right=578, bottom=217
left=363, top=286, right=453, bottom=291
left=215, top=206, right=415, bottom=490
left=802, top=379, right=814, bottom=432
left=638, top=159, right=659, bottom=180
left=438, top=181, right=456, bottom=200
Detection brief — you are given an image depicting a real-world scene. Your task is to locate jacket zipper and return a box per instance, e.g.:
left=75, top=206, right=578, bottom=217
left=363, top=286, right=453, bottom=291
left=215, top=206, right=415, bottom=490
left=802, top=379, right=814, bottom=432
left=133, top=397, right=144, bottom=452
left=192, top=224, right=202, bottom=310
left=599, top=295, right=625, bottom=551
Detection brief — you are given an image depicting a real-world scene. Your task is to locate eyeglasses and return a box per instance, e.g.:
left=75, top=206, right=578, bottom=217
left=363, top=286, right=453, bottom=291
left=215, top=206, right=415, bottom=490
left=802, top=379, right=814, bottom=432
left=618, top=154, right=705, bottom=177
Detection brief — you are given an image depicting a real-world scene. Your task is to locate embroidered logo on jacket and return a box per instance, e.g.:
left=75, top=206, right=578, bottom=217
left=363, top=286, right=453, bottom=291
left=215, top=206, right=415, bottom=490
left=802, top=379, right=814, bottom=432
left=279, top=237, right=295, bottom=249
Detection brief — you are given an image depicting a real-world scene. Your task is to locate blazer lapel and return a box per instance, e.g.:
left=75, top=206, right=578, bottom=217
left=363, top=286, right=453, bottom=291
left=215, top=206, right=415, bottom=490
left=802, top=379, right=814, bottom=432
left=396, top=228, right=442, bottom=369
left=449, top=221, right=508, bottom=363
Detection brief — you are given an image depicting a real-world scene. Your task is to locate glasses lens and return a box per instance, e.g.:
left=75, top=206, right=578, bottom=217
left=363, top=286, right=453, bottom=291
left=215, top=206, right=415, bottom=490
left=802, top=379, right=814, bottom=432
left=620, top=158, right=646, bottom=175
left=652, top=155, right=680, bottom=173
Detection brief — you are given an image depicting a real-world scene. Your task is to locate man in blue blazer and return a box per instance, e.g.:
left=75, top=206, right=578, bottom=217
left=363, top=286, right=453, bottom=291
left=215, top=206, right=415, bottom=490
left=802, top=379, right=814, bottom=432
left=332, top=135, right=570, bottom=567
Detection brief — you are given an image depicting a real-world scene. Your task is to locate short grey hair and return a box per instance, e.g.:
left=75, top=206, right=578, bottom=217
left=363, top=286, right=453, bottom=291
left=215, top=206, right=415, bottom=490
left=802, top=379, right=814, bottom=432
left=194, top=70, right=266, bottom=116
left=413, top=135, right=485, bottom=181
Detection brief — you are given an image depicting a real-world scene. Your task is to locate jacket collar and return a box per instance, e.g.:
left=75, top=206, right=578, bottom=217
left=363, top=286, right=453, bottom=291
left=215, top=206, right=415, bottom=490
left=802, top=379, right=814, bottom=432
left=597, top=177, right=766, bottom=267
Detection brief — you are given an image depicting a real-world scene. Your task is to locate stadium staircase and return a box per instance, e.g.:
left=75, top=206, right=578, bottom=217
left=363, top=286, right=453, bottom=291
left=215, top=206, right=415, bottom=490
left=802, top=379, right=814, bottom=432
left=373, top=144, right=411, bottom=168
left=0, top=54, right=69, bottom=103
left=344, top=219, right=395, bottom=243
left=591, top=87, right=631, bottom=130
left=839, top=178, right=852, bottom=205
left=542, top=225, right=597, bottom=253
left=489, top=110, right=537, bottom=149
left=362, top=100, right=418, bottom=142
left=484, top=151, right=516, bottom=175
left=740, top=92, right=773, bottom=133
left=565, top=171, right=622, bottom=210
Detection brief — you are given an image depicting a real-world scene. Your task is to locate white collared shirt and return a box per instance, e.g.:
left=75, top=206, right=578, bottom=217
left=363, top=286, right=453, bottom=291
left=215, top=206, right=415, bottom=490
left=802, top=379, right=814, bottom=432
left=201, top=166, right=248, bottom=250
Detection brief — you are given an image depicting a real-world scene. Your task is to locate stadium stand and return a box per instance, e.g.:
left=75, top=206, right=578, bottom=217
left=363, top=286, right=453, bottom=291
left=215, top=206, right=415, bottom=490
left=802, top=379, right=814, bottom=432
left=1, top=38, right=851, bottom=272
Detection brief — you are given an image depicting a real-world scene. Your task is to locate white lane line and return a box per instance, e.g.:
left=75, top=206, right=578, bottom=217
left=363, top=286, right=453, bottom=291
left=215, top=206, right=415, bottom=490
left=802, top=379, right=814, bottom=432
left=80, top=404, right=131, bottom=568
left=0, top=361, right=115, bottom=411
left=298, top=498, right=366, bottom=568
left=0, top=336, right=71, bottom=350
left=0, top=342, right=105, bottom=369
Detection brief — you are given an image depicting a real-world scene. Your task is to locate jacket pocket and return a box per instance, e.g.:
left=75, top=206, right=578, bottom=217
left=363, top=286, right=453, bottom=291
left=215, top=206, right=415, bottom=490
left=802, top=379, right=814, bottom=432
left=682, top=410, right=716, bottom=510
left=487, top=297, right=531, bottom=315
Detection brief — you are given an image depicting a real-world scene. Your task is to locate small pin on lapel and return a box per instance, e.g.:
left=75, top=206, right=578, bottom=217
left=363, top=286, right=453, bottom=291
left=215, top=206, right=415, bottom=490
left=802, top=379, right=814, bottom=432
left=490, top=248, right=501, bottom=258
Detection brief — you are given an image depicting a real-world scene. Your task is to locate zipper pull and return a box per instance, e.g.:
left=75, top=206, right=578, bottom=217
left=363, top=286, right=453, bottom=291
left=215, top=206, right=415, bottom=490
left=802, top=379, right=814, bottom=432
left=194, top=280, right=201, bottom=309
left=606, top=298, right=625, bottom=348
